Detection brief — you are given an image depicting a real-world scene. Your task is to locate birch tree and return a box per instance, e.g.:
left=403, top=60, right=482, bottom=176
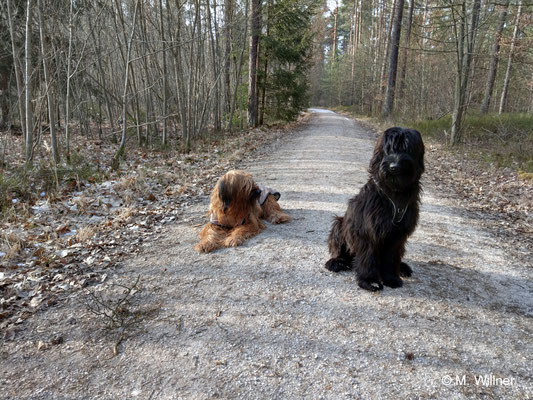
left=499, top=1, right=522, bottom=115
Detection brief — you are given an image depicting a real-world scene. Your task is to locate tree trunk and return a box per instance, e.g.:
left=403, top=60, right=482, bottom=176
left=480, top=0, right=509, bottom=114
left=169, top=0, right=189, bottom=149
left=112, top=0, right=140, bottom=170
left=248, top=0, right=261, bottom=127
left=37, top=0, right=59, bottom=164
left=379, top=0, right=395, bottom=103
left=206, top=0, right=221, bottom=132
left=159, top=0, right=168, bottom=146
left=450, top=0, right=481, bottom=145
left=228, top=0, right=249, bottom=132
left=398, top=0, right=414, bottom=100
left=259, top=0, right=270, bottom=125
left=24, top=0, right=33, bottom=166
left=499, top=1, right=522, bottom=115
left=382, top=0, right=404, bottom=118
left=332, top=4, right=338, bottom=61
left=65, top=0, right=74, bottom=162
left=6, top=0, right=25, bottom=135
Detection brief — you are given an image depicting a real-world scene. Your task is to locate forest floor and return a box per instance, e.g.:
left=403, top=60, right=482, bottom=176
left=1, top=109, right=532, bottom=399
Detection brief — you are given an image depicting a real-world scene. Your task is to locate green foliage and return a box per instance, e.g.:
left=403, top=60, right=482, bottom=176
left=411, top=113, right=533, bottom=172
left=260, top=0, right=317, bottom=122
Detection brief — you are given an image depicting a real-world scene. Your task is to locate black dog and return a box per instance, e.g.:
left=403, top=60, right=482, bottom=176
left=325, top=127, right=425, bottom=291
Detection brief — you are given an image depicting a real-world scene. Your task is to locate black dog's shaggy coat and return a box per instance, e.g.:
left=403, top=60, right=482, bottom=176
left=325, top=127, right=425, bottom=291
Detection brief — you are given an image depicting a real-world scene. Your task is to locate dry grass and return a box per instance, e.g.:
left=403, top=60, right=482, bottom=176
left=2, top=232, right=24, bottom=260
left=76, top=226, right=96, bottom=243
left=115, top=207, right=135, bottom=224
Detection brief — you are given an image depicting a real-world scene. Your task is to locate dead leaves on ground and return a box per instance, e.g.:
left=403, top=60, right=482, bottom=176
left=1, top=125, right=292, bottom=334
left=427, top=143, right=533, bottom=252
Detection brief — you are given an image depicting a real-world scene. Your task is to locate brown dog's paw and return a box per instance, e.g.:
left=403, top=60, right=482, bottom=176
left=224, top=235, right=245, bottom=248
left=194, top=241, right=218, bottom=253
left=270, top=213, right=291, bottom=224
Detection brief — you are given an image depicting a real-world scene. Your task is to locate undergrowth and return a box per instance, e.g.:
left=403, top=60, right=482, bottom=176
left=0, top=152, right=101, bottom=216
left=329, top=106, right=533, bottom=175
left=410, top=113, right=533, bottom=173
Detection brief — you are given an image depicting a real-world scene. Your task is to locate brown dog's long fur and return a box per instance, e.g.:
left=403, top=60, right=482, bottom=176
left=195, top=170, right=290, bottom=252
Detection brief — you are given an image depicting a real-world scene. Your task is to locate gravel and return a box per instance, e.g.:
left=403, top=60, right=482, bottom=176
left=1, top=109, right=531, bottom=400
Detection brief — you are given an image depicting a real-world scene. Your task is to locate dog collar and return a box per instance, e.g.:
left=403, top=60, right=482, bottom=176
left=371, top=178, right=409, bottom=225
left=209, top=213, right=246, bottom=229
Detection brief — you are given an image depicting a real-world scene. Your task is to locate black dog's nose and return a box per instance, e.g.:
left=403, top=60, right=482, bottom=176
left=389, top=162, right=400, bottom=172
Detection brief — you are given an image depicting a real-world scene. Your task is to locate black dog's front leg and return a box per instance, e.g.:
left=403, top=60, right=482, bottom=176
left=380, top=242, right=405, bottom=288
left=354, top=249, right=383, bottom=292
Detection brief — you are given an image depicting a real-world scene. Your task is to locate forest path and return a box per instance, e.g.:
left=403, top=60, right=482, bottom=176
left=2, top=110, right=532, bottom=399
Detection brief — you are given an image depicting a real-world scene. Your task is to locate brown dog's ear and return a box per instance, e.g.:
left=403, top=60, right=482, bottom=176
left=217, top=179, right=232, bottom=211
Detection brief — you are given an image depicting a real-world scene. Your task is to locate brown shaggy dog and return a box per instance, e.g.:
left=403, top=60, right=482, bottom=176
left=195, top=170, right=291, bottom=252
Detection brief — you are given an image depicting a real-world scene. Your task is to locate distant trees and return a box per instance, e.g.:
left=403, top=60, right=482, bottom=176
left=310, top=0, right=532, bottom=143
left=0, top=0, right=317, bottom=167
left=1, top=0, right=531, bottom=163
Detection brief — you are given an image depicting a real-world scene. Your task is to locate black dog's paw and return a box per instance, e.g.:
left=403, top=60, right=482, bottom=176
left=382, top=275, right=403, bottom=288
left=325, top=258, right=350, bottom=273
left=399, top=262, right=413, bottom=277
left=357, top=278, right=384, bottom=292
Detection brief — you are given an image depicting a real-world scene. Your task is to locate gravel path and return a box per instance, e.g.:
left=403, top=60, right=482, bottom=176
left=1, top=109, right=532, bottom=399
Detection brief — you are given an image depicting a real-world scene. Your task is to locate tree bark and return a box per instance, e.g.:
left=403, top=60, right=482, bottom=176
left=159, top=0, right=168, bottom=146
left=206, top=0, right=221, bottom=132
left=65, top=0, right=74, bottom=161
left=228, top=0, right=249, bottom=131
left=398, top=0, right=414, bottom=100
left=450, top=0, right=481, bottom=145
left=6, top=0, right=25, bottom=135
left=37, top=0, right=59, bottom=164
left=382, top=0, right=404, bottom=118
left=332, top=4, right=338, bottom=61
left=499, top=0, right=522, bottom=115
left=223, top=0, right=233, bottom=118
left=248, top=0, right=261, bottom=127
left=259, top=0, right=270, bottom=125
left=24, top=0, right=33, bottom=166
left=112, top=0, right=140, bottom=170
left=480, top=0, right=509, bottom=114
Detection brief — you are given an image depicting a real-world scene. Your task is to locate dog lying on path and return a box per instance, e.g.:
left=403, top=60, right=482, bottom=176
left=195, top=170, right=291, bottom=253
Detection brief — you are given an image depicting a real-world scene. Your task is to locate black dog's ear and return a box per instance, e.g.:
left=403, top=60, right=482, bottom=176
left=368, top=134, right=385, bottom=175
left=217, top=179, right=232, bottom=211
left=250, top=188, right=261, bottom=201
left=408, top=128, right=425, bottom=174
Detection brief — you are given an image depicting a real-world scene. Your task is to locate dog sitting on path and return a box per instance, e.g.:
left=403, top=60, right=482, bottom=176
left=195, top=170, right=291, bottom=253
left=325, top=127, right=425, bottom=291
